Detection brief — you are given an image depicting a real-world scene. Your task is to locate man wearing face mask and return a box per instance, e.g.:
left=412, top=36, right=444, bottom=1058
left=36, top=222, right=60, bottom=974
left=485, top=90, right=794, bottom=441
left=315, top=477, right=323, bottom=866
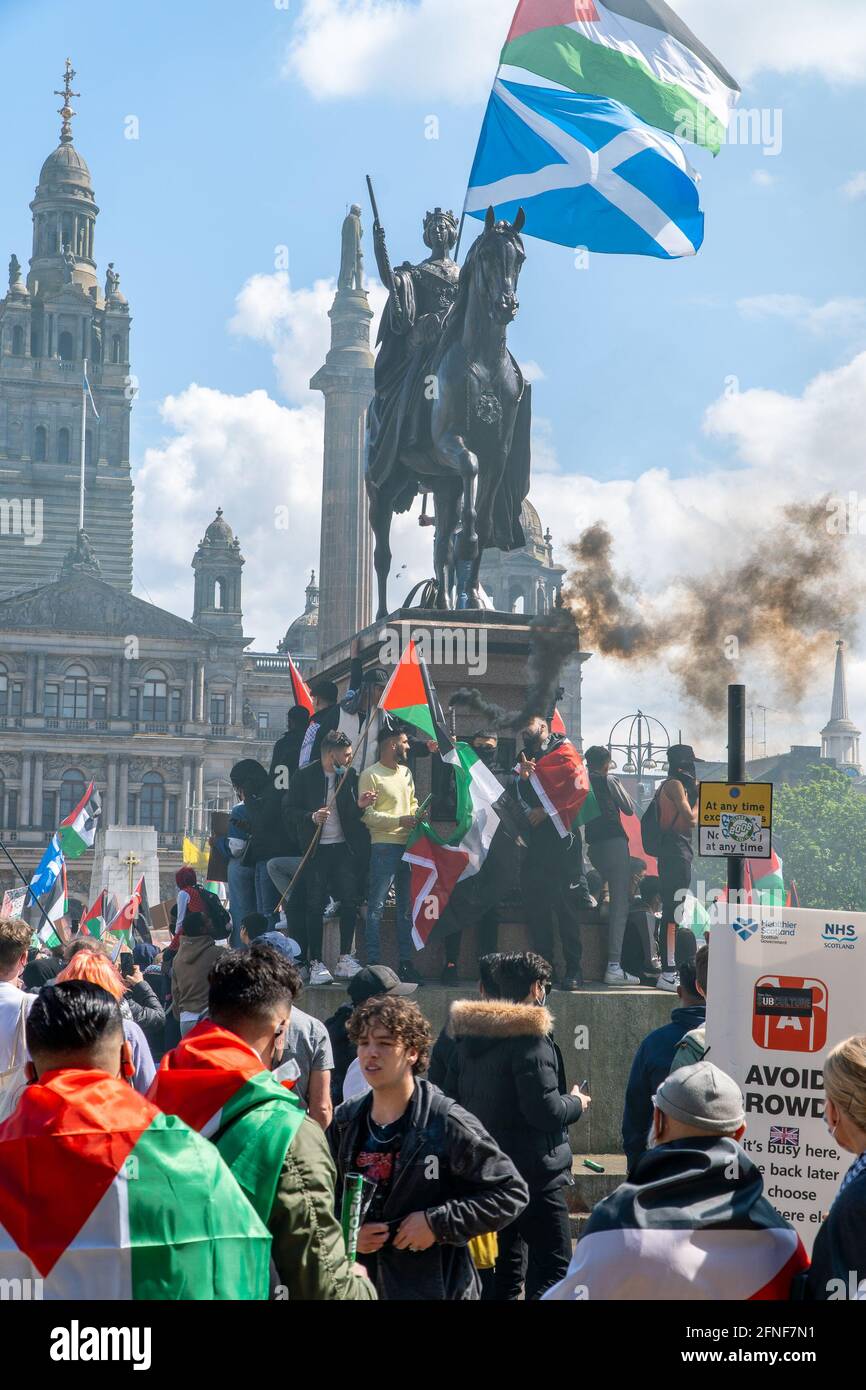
left=514, top=715, right=596, bottom=992
left=150, top=944, right=374, bottom=1301
left=656, top=744, right=700, bottom=993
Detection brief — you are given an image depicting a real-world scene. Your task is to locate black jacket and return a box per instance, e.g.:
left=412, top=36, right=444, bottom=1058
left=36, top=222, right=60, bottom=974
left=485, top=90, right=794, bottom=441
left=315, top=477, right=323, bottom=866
left=621, top=1005, right=706, bottom=1170
left=243, top=784, right=288, bottom=865
left=806, top=1166, right=866, bottom=1300
left=283, top=762, right=370, bottom=861
left=511, top=734, right=581, bottom=875
left=330, top=1078, right=528, bottom=1301
left=269, top=730, right=306, bottom=786
left=324, top=1002, right=355, bottom=1107
left=443, top=999, right=584, bottom=1192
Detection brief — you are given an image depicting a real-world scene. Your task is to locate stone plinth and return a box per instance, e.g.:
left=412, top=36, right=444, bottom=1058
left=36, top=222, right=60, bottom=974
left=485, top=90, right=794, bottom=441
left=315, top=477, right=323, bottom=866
left=301, top=982, right=672, bottom=1155
left=89, top=825, right=160, bottom=908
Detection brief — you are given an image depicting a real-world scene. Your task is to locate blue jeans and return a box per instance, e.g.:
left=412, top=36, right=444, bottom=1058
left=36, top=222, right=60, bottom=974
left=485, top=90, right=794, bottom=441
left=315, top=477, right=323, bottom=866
left=227, top=859, right=257, bottom=947
left=255, top=859, right=281, bottom=929
left=365, top=843, right=413, bottom=965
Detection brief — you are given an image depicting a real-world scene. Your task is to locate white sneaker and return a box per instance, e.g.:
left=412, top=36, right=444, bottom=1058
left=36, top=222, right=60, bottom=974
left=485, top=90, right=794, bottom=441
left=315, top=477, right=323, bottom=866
left=657, top=970, right=679, bottom=993
left=334, top=954, right=362, bottom=979
left=604, top=964, right=640, bottom=987
left=309, top=959, right=334, bottom=986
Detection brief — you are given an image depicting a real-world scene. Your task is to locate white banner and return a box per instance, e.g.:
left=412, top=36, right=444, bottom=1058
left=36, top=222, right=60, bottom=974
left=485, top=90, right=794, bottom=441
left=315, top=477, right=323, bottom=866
left=707, top=904, right=866, bottom=1253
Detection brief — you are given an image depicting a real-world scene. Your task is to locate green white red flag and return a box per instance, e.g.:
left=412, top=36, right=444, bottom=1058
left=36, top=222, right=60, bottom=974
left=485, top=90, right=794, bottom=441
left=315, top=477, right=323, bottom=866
left=105, top=876, right=144, bottom=948
left=0, top=1069, right=271, bottom=1299
left=379, top=640, right=457, bottom=762
left=149, top=1021, right=306, bottom=1224
left=406, top=743, right=505, bottom=949
left=81, top=889, right=109, bottom=939
left=58, top=782, right=101, bottom=859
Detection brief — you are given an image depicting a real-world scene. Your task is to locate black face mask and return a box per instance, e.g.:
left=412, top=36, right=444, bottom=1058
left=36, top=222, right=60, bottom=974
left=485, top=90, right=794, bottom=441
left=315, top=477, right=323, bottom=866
left=522, top=734, right=543, bottom=757
left=475, top=746, right=497, bottom=767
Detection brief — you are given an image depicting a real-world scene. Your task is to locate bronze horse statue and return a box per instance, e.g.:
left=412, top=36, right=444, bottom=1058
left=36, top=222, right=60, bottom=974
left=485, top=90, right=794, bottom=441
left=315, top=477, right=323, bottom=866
left=366, top=207, right=532, bottom=617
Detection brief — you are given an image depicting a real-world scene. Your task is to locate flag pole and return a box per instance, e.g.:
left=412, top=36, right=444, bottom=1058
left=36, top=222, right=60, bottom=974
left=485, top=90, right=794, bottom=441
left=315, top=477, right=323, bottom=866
left=79, top=357, right=88, bottom=530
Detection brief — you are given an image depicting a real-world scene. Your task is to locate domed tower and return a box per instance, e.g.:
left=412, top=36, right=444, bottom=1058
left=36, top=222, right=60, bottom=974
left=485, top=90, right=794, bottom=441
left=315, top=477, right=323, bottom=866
left=277, top=571, right=319, bottom=669
left=0, top=60, right=134, bottom=591
left=479, top=498, right=564, bottom=615
left=192, top=509, right=245, bottom=639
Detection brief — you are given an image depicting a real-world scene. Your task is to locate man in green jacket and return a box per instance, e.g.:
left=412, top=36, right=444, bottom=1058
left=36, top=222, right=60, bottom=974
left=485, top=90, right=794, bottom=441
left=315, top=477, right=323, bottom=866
left=149, top=943, right=374, bottom=1301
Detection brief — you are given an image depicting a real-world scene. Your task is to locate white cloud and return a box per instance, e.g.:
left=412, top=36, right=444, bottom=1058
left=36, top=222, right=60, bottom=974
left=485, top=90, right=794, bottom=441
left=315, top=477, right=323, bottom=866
left=135, top=386, right=326, bottom=650
left=284, top=0, right=866, bottom=104
left=737, top=294, right=866, bottom=337
left=520, top=359, right=546, bottom=384
left=842, top=171, right=866, bottom=200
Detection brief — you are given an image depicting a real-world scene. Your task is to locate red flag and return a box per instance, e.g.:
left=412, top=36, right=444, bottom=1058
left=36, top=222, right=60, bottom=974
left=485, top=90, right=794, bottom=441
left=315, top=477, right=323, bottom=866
left=288, top=656, right=314, bottom=715
left=621, top=810, right=656, bottom=875
left=529, top=740, right=590, bottom=838
left=106, top=875, right=143, bottom=946
left=405, top=835, right=470, bottom=949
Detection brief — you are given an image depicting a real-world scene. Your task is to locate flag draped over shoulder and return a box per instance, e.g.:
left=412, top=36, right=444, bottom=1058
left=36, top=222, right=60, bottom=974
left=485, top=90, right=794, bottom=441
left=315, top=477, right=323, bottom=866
left=466, top=0, right=740, bottom=258
left=544, top=1136, right=808, bottom=1301
left=379, top=640, right=456, bottom=762
left=149, top=1021, right=306, bottom=1224
left=58, top=781, right=101, bottom=859
left=0, top=1069, right=271, bottom=1299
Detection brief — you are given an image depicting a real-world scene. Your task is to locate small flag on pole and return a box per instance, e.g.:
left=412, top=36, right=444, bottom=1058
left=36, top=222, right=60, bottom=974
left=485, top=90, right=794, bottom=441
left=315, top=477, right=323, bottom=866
left=58, top=781, right=101, bottom=859
left=83, top=365, right=100, bottom=419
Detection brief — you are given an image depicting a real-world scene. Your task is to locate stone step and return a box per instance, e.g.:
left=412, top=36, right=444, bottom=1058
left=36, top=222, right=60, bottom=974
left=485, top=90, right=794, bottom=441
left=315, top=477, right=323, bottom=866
left=566, top=1153, right=628, bottom=1213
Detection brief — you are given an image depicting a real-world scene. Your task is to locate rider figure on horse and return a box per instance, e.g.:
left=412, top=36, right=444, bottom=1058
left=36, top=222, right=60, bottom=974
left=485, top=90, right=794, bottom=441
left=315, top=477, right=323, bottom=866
left=367, top=207, right=460, bottom=506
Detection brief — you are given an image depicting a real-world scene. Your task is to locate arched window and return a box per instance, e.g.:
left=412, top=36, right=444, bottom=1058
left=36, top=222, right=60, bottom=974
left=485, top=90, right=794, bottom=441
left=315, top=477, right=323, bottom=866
left=61, top=665, right=88, bottom=719
left=57, top=427, right=70, bottom=465
left=33, top=426, right=47, bottom=462
left=0, top=668, right=7, bottom=717
left=112, top=335, right=121, bottom=364
left=58, top=331, right=74, bottom=362
left=142, top=669, right=167, bottom=722
left=139, top=771, right=165, bottom=831
left=214, top=577, right=227, bottom=610
left=12, top=326, right=24, bottom=356
left=59, top=769, right=87, bottom=822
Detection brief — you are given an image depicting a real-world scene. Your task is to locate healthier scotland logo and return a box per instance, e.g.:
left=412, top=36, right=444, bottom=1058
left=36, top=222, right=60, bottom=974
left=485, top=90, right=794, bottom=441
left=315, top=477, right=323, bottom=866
left=731, top=918, right=760, bottom=942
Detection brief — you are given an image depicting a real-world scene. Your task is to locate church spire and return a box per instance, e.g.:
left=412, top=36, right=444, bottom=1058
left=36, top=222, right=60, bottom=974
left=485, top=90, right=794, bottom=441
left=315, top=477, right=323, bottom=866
left=821, top=638, right=861, bottom=772
left=54, top=58, right=80, bottom=146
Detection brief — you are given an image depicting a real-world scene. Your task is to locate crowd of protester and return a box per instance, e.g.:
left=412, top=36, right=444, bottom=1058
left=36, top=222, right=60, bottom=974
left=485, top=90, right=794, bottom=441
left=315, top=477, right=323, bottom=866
left=0, top=679, right=863, bottom=1303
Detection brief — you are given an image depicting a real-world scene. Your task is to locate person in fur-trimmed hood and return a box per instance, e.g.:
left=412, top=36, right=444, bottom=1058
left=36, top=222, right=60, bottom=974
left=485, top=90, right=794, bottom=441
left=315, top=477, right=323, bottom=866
left=442, top=950, right=590, bottom=1301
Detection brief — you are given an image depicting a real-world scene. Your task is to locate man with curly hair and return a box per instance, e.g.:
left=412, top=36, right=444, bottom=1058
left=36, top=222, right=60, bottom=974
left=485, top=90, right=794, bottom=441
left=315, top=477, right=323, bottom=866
left=329, top=995, right=528, bottom=1300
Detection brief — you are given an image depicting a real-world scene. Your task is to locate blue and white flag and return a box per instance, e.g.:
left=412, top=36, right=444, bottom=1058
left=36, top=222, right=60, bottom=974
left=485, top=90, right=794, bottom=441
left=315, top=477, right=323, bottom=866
left=26, top=833, right=64, bottom=909
left=465, top=0, right=740, bottom=260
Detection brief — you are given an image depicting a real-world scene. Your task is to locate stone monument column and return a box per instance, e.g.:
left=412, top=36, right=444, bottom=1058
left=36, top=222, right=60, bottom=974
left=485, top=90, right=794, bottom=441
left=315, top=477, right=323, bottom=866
left=311, top=207, right=375, bottom=659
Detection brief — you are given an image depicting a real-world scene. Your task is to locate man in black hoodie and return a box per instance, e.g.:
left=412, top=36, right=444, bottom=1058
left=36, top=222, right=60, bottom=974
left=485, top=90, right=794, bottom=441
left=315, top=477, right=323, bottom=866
left=443, top=951, right=591, bottom=1300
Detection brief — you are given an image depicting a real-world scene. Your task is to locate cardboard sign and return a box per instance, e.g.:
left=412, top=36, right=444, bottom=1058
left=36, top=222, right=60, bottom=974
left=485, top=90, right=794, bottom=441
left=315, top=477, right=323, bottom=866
left=698, top=782, right=773, bottom=858
left=708, top=904, right=866, bottom=1252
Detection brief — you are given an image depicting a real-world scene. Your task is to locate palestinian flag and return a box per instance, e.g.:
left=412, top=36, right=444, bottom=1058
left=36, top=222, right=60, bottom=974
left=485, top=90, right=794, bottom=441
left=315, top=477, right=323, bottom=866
left=529, top=738, right=592, bottom=837
left=745, top=849, right=785, bottom=907
left=379, top=640, right=457, bottom=762
left=501, top=0, right=740, bottom=154
left=544, top=1136, right=808, bottom=1301
left=58, top=781, right=101, bottom=859
left=0, top=1069, right=271, bottom=1300
left=149, top=1021, right=306, bottom=1224
left=81, top=889, right=108, bottom=939
left=786, top=881, right=800, bottom=909
left=105, top=876, right=144, bottom=948
left=288, top=655, right=314, bottom=715
left=406, top=744, right=512, bottom=949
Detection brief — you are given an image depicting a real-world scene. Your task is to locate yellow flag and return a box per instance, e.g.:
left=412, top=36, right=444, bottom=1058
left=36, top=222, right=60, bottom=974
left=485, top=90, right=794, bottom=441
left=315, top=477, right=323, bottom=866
left=182, top=836, right=208, bottom=871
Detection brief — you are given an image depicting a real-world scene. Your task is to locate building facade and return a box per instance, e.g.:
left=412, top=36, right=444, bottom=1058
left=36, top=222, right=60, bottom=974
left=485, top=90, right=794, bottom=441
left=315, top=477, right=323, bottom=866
left=0, top=62, right=134, bottom=592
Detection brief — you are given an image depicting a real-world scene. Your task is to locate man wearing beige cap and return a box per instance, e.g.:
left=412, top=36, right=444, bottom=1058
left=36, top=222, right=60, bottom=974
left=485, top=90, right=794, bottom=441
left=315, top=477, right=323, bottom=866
left=545, top=1061, right=808, bottom=1301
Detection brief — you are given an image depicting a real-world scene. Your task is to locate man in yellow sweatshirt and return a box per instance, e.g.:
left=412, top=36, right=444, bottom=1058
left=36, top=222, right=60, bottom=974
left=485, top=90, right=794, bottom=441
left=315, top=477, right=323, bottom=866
left=358, top=727, right=421, bottom=981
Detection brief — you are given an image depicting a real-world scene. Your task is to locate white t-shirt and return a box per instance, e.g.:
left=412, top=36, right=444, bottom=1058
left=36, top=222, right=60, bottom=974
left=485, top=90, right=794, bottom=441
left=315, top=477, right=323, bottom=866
left=319, top=771, right=346, bottom=845
left=0, top=981, right=33, bottom=1086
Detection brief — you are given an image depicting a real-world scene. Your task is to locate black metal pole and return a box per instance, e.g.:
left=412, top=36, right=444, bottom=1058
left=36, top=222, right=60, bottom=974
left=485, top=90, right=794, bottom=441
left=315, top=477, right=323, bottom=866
left=727, top=685, right=746, bottom=904
left=0, top=835, right=58, bottom=936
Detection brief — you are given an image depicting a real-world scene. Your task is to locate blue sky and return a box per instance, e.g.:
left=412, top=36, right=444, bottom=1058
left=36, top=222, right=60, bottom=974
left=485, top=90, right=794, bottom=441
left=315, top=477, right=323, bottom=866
left=2, top=0, right=866, bottom=754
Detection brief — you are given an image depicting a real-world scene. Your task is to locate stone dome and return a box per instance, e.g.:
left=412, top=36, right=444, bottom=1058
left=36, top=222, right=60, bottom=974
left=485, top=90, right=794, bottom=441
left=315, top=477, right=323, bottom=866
left=38, top=142, right=93, bottom=191
left=278, top=572, right=319, bottom=658
left=520, top=499, right=543, bottom=543
left=203, top=508, right=236, bottom=546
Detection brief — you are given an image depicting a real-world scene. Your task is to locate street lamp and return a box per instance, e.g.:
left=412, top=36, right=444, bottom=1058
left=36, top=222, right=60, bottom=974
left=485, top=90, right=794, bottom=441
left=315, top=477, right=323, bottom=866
left=607, top=710, right=670, bottom=781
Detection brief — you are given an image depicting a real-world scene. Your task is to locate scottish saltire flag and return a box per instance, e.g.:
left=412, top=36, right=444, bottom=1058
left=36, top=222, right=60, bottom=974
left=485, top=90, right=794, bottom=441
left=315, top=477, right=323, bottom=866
left=466, top=0, right=740, bottom=258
